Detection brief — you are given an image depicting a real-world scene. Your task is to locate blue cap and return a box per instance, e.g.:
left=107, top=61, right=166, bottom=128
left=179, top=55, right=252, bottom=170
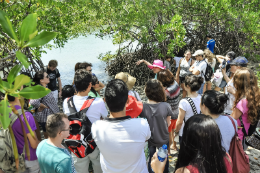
left=229, top=56, right=248, bottom=66
left=162, top=144, right=167, bottom=150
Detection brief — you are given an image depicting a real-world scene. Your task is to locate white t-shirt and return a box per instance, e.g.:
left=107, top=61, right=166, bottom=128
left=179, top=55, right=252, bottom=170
left=179, top=95, right=201, bottom=136
left=92, top=117, right=151, bottom=173
left=174, top=57, right=183, bottom=67
left=128, top=90, right=141, bottom=101
left=224, top=79, right=236, bottom=115
left=63, top=95, right=108, bottom=123
left=192, top=60, right=207, bottom=83
left=214, top=115, right=237, bottom=153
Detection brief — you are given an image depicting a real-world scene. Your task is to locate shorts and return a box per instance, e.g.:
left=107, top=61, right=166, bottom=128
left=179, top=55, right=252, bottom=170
left=38, top=122, right=46, bottom=132
left=179, top=76, right=185, bottom=83
left=168, top=119, right=177, bottom=132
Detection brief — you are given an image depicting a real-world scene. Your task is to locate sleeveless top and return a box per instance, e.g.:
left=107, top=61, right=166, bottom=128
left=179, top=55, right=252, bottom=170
left=186, top=154, right=233, bottom=173
left=179, top=58, right=192, bottom=77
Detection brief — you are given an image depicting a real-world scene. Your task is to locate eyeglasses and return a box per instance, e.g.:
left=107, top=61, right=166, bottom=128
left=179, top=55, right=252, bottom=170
left=59, top=127, right=71, bottom=134
left=45, top=75, right=49, bottom=78
left=96, top=81, right=99, bottom=84
left=88, top=69, right=92, bottom=72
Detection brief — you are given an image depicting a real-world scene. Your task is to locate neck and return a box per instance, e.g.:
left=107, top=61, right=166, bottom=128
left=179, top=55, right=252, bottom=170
left=9, top=99, right=21, bottom=107
left=48, top=137, right=63, bottom=148
left=206, top=111, right=220, bottom=119
left=187, top=91, right=198, bottom=98
left=109, top=110, right=126, bottom=118
left=41, top=83, right=47, bottom=88
left=148, top=99, right=158, bottom=104
left=77, top=90, right=89, bottom=97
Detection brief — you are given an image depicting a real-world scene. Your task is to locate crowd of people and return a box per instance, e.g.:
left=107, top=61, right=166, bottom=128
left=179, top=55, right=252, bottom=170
left=1, top=36, right=260, bottom=173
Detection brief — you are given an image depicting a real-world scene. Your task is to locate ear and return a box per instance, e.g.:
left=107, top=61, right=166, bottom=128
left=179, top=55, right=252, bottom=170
left=126, top=97, right=129, bottom=104
left=103, top=98, right=106, bottom=103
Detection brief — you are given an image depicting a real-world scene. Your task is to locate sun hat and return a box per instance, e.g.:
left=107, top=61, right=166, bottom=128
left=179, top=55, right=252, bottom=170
left=192, top=50, right=204, bottom=57
left=115, top=72, right=136, bottom=90
left=229, top=56, right=248, bottom=66
left=148, top=59, right=166, bottom=70
left=126, top=95, right=143, bottom=118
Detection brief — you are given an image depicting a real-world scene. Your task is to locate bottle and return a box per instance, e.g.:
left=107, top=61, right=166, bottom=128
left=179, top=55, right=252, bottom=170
left=157, top=144, right=167, bottom=162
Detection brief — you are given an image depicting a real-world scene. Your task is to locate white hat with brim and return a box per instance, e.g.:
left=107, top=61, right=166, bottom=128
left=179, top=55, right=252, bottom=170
left=192, top=50, right=204, bottom=56
left=115, top=72, right=136, bottom=90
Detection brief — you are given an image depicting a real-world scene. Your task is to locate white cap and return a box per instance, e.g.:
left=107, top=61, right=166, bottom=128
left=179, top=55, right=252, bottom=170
left=192, top=50, right=204, bottom=56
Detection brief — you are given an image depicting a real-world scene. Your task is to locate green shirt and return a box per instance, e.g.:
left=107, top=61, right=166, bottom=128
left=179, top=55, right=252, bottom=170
left=36, top=139, right=76, bottom=173
left=88, top=90, right=101, bottom=98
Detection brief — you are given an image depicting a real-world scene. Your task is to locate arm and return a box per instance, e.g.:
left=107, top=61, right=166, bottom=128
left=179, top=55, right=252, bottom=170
left=136, top=59, right=152, bottom=66
left=58, top=77, right=62, bottom=98
left=173, top=60, right=176, bottom=66
left=216, top=55, right=226, bottom=64
left=221, top=68, right=231, bottom=83
left=231, top=108, right=243, bottom=120
left=175, top=108, right=186, bottom=133
left=190, top=69, right=200, bottom=75
left=27, top=131, right=40, bottom=149
left=176, top=59, right=182, bottom=83
left=167, top=116, right=171, bottom=127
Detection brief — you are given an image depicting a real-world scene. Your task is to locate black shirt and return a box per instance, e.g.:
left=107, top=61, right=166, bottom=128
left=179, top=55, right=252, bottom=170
left=47, top=68, right=60, bottom=91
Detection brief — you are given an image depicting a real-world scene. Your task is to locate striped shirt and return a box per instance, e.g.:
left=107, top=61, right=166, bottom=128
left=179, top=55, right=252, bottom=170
left=30, top=91, right=59, bottom=123
left=165, top=81, right=180, bottom=119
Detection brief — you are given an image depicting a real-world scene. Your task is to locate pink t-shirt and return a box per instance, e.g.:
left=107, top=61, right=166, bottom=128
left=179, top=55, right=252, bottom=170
left=236, top=99, right=250, bottom=141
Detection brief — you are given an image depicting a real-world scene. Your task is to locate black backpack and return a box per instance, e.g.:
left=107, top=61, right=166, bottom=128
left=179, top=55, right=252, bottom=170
left=64, top=96, right=97, bottom=158
left=201, top=60, right=213, bottom=82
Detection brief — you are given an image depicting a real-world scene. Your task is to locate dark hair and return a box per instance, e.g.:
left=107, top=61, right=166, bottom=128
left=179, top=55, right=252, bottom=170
left=105, top=79, right=128, bottom=112
left=48, top=60, right=58, bottom=67
left=184, top=75, right=204, bottom=92
left=175, top=114, right=227, bottom=173
left=7, top=94, right=15, bottom=102
left=226, top=51, right=236, bottom=60
left=184, top=50, right=191, bottom=54
left=62, top=85, right=76, bottom=101
left=201, top=90, right=228, bottom=114
left=46, top=113, right=68, bottom=138
left=206, top=34, right=212, bottom=38
left=157, top=69, right=175, bottom=87
left=33, top=70, right=45, bottom=85
left=145, top=79, right=166, bottom=102
left=75, top=62, right=92, bottom=71
left=90, top=75, right=99, bottom=97
left=165, top=55, right=171, bottom=60
left=74, top=69, right=92, bottom=92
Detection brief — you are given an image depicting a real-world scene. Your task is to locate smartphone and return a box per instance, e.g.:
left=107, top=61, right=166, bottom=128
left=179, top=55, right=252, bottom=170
left=221, top=59, right=226, bottom=69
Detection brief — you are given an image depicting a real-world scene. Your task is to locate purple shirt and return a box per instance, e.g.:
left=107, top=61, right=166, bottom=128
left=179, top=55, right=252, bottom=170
left=12, top=105, right=37, bottom=161
left=236, top=99, right=250, bottom=141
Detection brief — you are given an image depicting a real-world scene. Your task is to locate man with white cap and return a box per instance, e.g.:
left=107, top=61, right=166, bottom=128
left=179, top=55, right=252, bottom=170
left=189, top=50, right=207, bottom=94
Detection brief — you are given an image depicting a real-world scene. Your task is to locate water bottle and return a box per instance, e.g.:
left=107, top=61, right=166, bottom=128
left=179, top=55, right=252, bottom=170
left=157, top=144, right=167, bottom=162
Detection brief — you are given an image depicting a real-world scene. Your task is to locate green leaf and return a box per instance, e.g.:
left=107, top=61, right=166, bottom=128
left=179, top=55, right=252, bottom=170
left=19, top=13, right=37, bottom=43
left=0, top=10, right=18, bottom=42
left=29, top=30, right=38, bottom=41
left=24, top=31, right=57, bottom=48
left=11, top=74, right=31, bottom=92
left=7, top=64, right=23, bottom=85
left=0, top=78, right=11, bottom=93
left=16, top=51, right=29, bottom=69
left=0, top=98, right=12, bottom=129
left=19, top=85, right=51, bottom=99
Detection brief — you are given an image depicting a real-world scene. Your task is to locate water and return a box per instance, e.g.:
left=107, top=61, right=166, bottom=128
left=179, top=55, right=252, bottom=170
left=41, top=35, right=120, bottom=86
left=157, top=144, right=168, bottom=162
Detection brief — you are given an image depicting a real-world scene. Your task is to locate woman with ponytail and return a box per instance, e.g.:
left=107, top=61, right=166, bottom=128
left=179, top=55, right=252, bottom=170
left=200, top=90, right=237, bottom=153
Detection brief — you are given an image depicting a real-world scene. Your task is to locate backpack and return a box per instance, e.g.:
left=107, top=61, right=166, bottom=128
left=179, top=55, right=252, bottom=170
left=0, top=109, right=26, bottom=173
left=64, top=96, right=97, bottom=158
left=227, top=116, right=250, bottom=173
left=201, top=60, right=213, bottom=82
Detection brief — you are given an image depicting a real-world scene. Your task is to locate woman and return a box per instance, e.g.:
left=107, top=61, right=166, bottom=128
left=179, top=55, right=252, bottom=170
left=88, top=75, right=101, bottom=98
left=140, top=79, right=173, bottom=173
left=200, top=90, right=236, bottom=153
left=158, top=69, right=180, bottom=152
left=30, top=71, right=59, bottom=138
left=176, top=50, right=195, bottom=98
left=175, top=75, right=203, bottom=143
left=115, top=72, right=141, bottom=101
left=231, top=68, right=260, bottom=148
left=136, top=59, right=166, bottom=79
left=151, top=114, right=233, bottom=173
left=203, top=49, right=216, bottom=92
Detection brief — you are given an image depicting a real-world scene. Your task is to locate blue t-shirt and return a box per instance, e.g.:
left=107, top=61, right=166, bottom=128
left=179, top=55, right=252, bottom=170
left=36, top=139, right=76, bottom=173
left=207, top=39, right=215, bottom=53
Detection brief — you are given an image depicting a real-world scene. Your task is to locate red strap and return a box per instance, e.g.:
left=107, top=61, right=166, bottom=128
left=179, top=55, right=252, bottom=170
left=227, top=115, right=236, bottom=132
left=69, top=120, right=82, bottom=127
left=80, top=99, right=95, bottom=111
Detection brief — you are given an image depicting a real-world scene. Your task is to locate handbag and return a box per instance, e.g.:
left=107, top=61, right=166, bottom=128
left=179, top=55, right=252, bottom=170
left=245, top=119, right=260, bottom=150
left=227, top=116, right=250, bottom=173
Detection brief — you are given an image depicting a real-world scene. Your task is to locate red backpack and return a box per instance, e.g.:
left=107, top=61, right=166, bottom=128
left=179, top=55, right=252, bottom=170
left=64, top=97, right=96, bottom=158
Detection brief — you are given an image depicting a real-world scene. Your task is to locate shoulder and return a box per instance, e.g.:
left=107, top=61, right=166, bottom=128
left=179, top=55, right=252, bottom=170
left=92, top=97, right=105, bottom=105
left=176, top=167, right=191, bottom=173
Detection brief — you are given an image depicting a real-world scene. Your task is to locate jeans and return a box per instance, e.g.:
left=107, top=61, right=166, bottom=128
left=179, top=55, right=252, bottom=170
left=197, top=83, right=205, bottom=94
left=72, top=147, right=102, bottom=173
left=148, top=143, right=169, bottom=173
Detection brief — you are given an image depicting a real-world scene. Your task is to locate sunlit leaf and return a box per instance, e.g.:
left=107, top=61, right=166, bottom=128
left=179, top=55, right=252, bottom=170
left=0, top=10, right=18, bottom=42
left=7, top=64, right=23, bottom=85
left=0, top=98, right=12, bottom=129
left=24, top=31, right=57, bottom=48
left=12, top=74, right=31, bottom=92
left=16, top=51, right=29, bottom=69
left=19, top=85, right=51, bottom=99
left=20, top=13, right=37, bottom=42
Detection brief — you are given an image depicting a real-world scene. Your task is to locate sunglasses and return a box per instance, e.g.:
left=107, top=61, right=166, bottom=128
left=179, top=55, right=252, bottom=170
left=88, top=69, right=92, bottom=72
left=45, top=75, right=49, bottom=78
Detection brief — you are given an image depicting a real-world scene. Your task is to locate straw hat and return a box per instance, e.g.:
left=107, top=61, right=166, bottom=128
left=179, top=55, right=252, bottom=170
left=115, top=72, right=136, bottom=90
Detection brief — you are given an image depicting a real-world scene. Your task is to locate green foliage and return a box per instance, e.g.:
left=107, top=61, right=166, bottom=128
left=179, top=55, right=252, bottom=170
left=0, top=97, right=12, bottom=129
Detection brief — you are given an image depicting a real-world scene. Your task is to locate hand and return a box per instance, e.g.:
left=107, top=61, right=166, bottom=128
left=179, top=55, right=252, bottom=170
left=136, top=60, right=144, bottom=65
left=227, top=86, right=235, bottom=95
left=151, top=152, right=167, bottom=173
left=38, top=104, right=48, bottom=112
left=189, top=67, right=193, bottom=72
left=221, top=67, right=226, bottom=74
left=59, top=91, right=62, bottom=98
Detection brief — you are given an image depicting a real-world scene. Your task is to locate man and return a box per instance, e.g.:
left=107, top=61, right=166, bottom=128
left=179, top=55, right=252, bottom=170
left=189, top=50, right=207, bottom=94
left=222, top=56, right=248, bottom=115
left=45, top=60, right=62, bottom=103
left=92, top=79, right=151, bottom=173
left=206, top=34, right=215, bottom=54
left=63, top=69, right=107, bottom=173
left=36, top=113, right=76, bottom=173
left=164, top=56, right=171, bottom=71
left=3, top=95, right=40, bottom=173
